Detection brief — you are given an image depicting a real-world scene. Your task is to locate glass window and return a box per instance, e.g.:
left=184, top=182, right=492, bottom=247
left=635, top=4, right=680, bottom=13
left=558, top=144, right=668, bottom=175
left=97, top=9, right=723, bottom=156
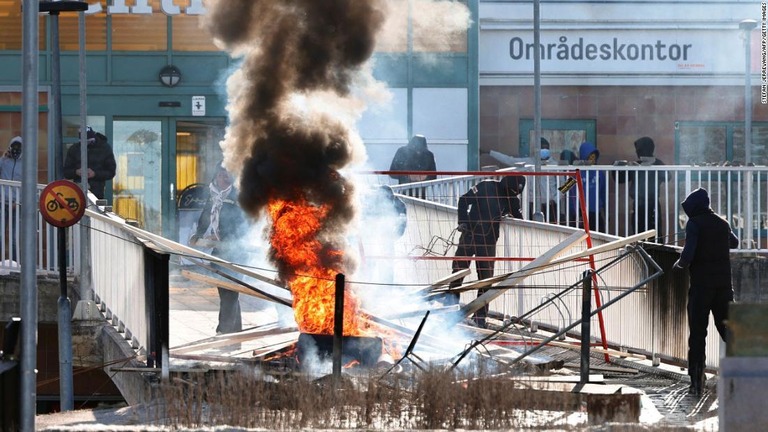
left=733, top=125, right=768, bottom=166
left=677, top=124, right=727, bottom=165
left=519, top=119, right=597, bottom=158
left=0, top=93, right=49, bottom=183
left=676, top=122, right=768, bottom=165
left=377, top=0, right=407, bottom=53
left=60, top=2, right=108, bottom=51
left=376, top=0, right=468, bottom=53
left=412, top=0, right=468, bottom=53
left=172, top=14, right=218, bottom=51
left=0, top=2, right=47, bottom=50
left=113, top=120, right=163, bottom=233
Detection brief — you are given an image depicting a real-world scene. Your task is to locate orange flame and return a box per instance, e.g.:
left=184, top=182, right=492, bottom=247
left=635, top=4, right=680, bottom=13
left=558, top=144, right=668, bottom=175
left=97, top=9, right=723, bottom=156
left=268, top=197, right=371, bottom=336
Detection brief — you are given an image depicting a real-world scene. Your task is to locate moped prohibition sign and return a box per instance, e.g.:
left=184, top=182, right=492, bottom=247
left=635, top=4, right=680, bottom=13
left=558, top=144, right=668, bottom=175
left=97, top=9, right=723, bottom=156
left=39, top=180, right=86, bottom=228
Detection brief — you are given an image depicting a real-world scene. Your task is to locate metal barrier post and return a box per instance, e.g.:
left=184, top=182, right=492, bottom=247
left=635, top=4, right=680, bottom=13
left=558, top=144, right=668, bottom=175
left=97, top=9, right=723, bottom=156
left=580, top=270, right=593, bottom=384
left=333, top=273, right=345, bottom=382
left=144, top=248, right=169, bottom=381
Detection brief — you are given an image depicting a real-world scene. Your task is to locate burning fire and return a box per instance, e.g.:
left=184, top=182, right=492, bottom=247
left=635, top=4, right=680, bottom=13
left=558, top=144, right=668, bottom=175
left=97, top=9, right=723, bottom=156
left=268, top=196, right=371, bottom=336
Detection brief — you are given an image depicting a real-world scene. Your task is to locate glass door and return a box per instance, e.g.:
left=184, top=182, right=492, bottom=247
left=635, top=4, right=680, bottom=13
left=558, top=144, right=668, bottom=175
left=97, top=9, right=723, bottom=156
left=174, top=119, right=226, bottom=246
left=111, top=118, right=226, bottom=239
left=112, top=119, right=165, bottom=234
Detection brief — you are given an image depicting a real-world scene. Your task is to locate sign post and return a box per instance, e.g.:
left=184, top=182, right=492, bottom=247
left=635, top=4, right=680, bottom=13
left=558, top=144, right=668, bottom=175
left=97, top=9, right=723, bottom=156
left=39, top=180, right=86, bottom=412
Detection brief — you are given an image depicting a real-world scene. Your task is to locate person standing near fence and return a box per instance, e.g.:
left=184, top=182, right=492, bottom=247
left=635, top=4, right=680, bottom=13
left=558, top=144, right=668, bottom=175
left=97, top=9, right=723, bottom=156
left=63, top=126, right=117, bottom=200
left=447, top=175, right=526, bottom=328
left=615, top=136, right=667, bottom=235
left=389, top=134, right=437, bottom=185
left=0, top=136, right=22, bottom=262
left=568, top=142, right=606, bottom=232
left=674, top=187, right=739, bottom=397
left=189, top=164, right=247, bottom=335
left=528, top=138, right=560, bottom=222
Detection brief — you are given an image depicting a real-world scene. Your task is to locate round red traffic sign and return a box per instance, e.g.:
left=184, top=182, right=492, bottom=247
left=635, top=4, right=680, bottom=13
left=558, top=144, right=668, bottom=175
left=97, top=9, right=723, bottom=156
left=39, top=180, right=87, bottom=228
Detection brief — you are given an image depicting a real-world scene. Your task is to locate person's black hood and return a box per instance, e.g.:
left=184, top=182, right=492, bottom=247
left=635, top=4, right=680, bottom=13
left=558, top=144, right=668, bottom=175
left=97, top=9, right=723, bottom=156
left=634, top=136, right=655, bottom=158
left=7, top=136, right=22, bottom=159
left=682, top=188, right=712, bottom=217
left=407, top=134, right=428, bottom=151
left=501, top=175, right=526, bottom=196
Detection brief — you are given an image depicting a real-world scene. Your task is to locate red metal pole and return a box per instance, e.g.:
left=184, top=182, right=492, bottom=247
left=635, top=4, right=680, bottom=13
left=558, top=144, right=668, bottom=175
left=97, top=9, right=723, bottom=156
left=574, top=169, right=610, bottom=363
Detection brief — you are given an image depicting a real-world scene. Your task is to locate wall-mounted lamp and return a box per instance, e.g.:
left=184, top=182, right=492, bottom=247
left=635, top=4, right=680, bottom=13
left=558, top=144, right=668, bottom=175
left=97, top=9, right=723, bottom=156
left=159, top=65, right=182, bottom=87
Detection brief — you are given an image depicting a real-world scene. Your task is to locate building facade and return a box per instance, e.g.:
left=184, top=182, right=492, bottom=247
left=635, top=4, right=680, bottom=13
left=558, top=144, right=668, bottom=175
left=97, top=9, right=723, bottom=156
left=478, top=0, right=768, bottom=167
left=0, top=0, right=479, bottom=239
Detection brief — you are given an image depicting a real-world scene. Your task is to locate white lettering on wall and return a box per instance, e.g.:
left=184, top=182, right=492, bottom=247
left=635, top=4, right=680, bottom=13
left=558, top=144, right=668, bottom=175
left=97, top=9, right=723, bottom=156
left=480, top=29, right=741, bottom=74
left=185, top=0, right=207, bottom=15
left=86, top=0, right=207, bottom=16
left=86, top=2, right=102, bottom=14
left=107, top=0, right=129, bottom=14
left=161, top=0, right=180, bottom=15
left=131, top=0, right=153, bottom=15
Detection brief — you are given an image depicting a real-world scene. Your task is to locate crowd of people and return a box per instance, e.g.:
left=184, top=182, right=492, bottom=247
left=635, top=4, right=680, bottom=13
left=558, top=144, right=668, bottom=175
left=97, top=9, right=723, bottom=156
left=387, top=133, right=736, bottom=401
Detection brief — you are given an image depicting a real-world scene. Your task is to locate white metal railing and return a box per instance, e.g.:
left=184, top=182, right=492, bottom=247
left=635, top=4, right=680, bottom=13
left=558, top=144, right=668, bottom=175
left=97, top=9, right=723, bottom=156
left=0, top=179, right=77, bottom=274
left=87, top=208, right=149, bottom=352
left=392, top=164, right=768, bottom=252
left=397, top=195, right=721, bottom=368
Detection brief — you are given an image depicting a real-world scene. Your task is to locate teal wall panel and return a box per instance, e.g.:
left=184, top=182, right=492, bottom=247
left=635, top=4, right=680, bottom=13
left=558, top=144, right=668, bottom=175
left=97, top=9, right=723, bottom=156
left=0, top=55, right=22, bottom=82
left=60, top=92, right=228, bottom=119
left=170, top=55, right=231, bottom=86
left=112, top=54, right=169, bottom=84
left=59, top=53, right=109, bottom=84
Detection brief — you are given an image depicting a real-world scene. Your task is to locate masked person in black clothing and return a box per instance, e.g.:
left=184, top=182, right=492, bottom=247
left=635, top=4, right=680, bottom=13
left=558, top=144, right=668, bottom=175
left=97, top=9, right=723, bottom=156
left=615, top=136, right=667, bottom=234
left=447, top=175, right=526, bottom=328
left=389, top=134, right=437, bottom=185
left=674, top=188, right=738, bottom=397
left=63, top=127, right=117, bottom=200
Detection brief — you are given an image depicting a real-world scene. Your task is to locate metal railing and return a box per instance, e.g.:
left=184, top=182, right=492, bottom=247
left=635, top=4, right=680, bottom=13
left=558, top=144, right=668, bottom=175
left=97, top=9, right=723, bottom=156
left=87, top=209, right=149, bottom=352
left=396, top=195, right=722, bottom=368
left=392, top=164, right=768, bottom=252
left=0, top=179, right=77, bottom=273
left=76, top=165, right=742, bottom=370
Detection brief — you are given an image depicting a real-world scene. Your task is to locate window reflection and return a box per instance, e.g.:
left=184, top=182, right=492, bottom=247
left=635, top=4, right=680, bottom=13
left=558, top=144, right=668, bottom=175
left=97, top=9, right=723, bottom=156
left=113, top=120, right=163, bottom=233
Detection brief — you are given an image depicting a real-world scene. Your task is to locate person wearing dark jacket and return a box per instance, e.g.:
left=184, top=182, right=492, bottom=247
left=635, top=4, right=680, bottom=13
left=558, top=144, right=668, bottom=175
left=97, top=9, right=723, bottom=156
left=0, top=136, right=22, bottom=261
left=674, top=187, right=739, bottom=397
left=615, top=136, right=667, bottom=235
left=189, top=165, right=248, bottom=334
left=447, top=175, right=526, bottom=327
left=389, top=134, right=437, bottom=185
left=567, top=142, right=606, bottom=231
left=63, top=127, right=117, bottom=200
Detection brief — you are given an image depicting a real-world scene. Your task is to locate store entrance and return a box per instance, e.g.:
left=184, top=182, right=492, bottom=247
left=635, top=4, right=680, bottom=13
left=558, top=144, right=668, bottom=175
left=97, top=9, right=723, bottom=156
left=111, top=118, right=226, bottom=240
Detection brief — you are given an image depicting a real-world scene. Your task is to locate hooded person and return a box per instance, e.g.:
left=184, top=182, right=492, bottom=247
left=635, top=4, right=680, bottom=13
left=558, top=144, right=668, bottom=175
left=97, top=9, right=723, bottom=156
left=389, top=134, right=437, bottom=185
left=567, top=142, right=607, bottom=231
left=0, top=136, right=22, bottom=184
left=63, top=127, right=117, bottom=200
left=527, top=138, right=560, bottom=222
left=559, top=149, right=577, bottom=165
left=615, top=136, right=667, bottom=235
left=674, top=188, right=738, bottom=396
left=447, top=174, right=526, bottom=328
left=1, top=136, right=23, bottom=261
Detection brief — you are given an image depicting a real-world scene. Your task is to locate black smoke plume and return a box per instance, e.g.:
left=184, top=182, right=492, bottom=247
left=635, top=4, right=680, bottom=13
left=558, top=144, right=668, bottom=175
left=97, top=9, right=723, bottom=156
left=204, top=1, right=386, bottom=279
